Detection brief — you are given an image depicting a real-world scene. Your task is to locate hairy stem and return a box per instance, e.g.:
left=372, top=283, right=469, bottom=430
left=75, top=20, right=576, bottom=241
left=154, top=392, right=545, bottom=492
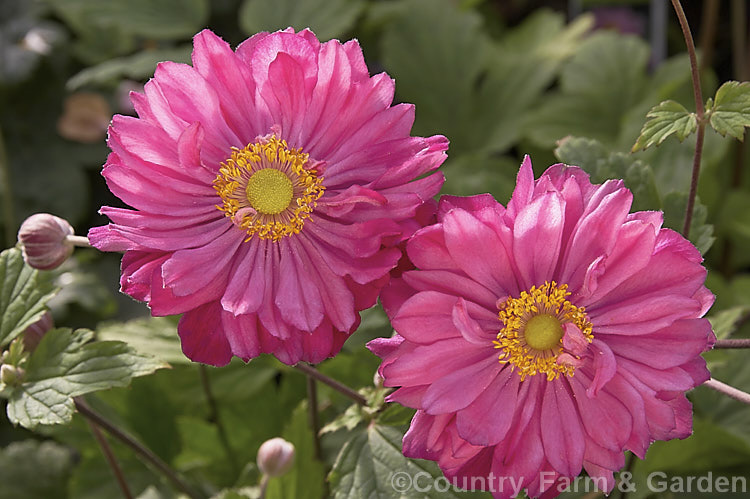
left=85, top=416, right=133, bottom=499
left=293, top=362, right=367, bottom=405
left=306, top=375, right=322, bottom=461
left=670, top=0, right=705, bottom=239
left=74, top=397, right=203, bottom=499
left=198, top=365, right=239, bottom=476
left=703, top=378, right=750, bottom=405
left=0, top=127, right=15, bottom=247
left=714, top=339, right=750, bottom=349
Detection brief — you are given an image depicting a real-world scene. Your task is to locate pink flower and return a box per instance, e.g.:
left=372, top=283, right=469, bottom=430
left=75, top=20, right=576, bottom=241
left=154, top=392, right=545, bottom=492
left=88, top=29, right=447, bottom=366
left=369, top=157, right=713, bottom=498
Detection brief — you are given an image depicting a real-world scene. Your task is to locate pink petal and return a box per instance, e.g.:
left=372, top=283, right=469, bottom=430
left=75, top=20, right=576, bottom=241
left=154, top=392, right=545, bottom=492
left=541, top=380, right=585, bottom=476
left=512, top=192, right=564, bottom=289
left=455, top=368, right=520, bottom=446
left=178, top=301, right=232, bottom=366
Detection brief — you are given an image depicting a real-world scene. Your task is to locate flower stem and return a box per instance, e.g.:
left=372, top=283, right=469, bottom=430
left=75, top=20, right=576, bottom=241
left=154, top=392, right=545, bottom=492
left=293, top=362, right=367, bottom=405
left=714, top=339, right=750, bottom=349
left=670, top=0, right=706, bottom=239
left=67, top=234, right=93, bottom=248
left=0, top=127, right=16, bottom=247
left=306, top=375, right=322, bottom=461
left=198, top=365, right=239, bottom=475
left=703, top=378, right=750, bottom=405
left=84, top=416, right=133, bottom=499
left=74, top=397, right=204, bottom=499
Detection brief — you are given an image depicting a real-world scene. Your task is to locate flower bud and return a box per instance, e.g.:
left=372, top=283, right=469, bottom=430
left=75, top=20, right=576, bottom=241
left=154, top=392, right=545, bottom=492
left=0, top=364, right=25, bottom=386
left=23, top=311, right=54, bottom=352
left=257, top=437, right=295, bottom=477
left=18, top=213, right=75, bottom=270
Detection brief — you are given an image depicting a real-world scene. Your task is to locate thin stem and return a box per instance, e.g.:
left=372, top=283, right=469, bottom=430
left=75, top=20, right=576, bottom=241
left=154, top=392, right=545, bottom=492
left=74, top=398, right=203, bottom=499
left=703, top=378, right=750, bottom=405
left=670, top=0, right=705, bottom=239
left=293, top=363, right=367, bottom=406
left=0, top=127, right=15, bottom=247
left=714, top=339, right=750, bottom=349
left=259, top=475, right=270, bottom=499
left=618, top=452, right=638, bottom=499
left=198, top=365, right=239, bottom=476
left=85, top=416, right=133, bottom=499
left=306, top=375, right=322, bottom=461
left=67, top=234, right=92, bottom=248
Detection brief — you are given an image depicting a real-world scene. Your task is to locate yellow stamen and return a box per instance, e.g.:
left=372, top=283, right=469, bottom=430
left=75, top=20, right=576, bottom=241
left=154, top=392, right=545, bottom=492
left=493, top=281, right=593, bottom=381
left=213, top=136, right=325, bottom=241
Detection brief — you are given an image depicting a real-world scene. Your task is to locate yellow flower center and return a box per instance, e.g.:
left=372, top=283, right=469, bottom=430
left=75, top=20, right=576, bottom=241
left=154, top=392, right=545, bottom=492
left=524, top=314, right=564, bottom=350
left=493, top=281, right=593, bottom=381
left=213, top=136, right=325, bottom=241
left=245, top=168, right=293, bottom=215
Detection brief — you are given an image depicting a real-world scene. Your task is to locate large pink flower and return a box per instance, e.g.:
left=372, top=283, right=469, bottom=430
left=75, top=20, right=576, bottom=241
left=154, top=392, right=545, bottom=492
left=369, top=157, right=714, bottom=498
left=89, top=28, right=447, bottom=366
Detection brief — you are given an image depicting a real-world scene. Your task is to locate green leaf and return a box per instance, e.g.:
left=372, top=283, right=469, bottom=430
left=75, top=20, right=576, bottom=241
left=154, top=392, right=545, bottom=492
left=708, top=306, right=750, bottom=340
left=524, top=32, right=649, bottom=148
left=45, top=0, right=209, bottom=40
left=67, top=46, right=192, bottom=90
left=97, top=317, right=186, bottom=365
left=632, top=100, right=697, bottom=152
left=554, top=137, right=661, bottom=211
left=379, top=0, right=490, bottom=155
left=662, top=192, right=715, bottom=255
left=329, top=424, right=489, bottom=498
left=5, top=328, right=167, bottom=428
left=709, top=81, right=750, bottom=140
left=0, top=248, right=58, bottom=349
left=265, top=402, right=326, bottom=499
left=238, top=0, right=365, bottom=41
left=0, top=440, right=75, bottom=499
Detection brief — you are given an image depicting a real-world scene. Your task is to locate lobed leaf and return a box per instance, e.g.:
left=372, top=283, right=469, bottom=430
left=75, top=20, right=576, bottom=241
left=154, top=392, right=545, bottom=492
left=632, top=100, right=697, bottom=152
left=329, top=424, right=489, bottom=498
left=709, top=80, right=750, bottom=140
left=5, top=328, right=167, bottom=428
left=0, top=248, right=58, bottom=349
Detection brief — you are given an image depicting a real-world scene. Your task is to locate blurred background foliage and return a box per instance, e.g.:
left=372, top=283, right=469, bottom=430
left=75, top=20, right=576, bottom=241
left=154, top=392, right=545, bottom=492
left=1, top=0, right=750, bottom=498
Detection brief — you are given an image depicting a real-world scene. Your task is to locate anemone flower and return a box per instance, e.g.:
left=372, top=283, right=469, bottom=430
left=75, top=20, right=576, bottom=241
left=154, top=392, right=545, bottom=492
left=89, top=28, right=447, bottom=366
left=369, top=157, right=713, bottom=498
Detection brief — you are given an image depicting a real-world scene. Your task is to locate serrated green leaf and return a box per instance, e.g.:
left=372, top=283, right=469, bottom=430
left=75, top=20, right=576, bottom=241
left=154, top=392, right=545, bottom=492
left=5, top=328, right=167, bottom=428
left=265, top=402, right=326, bottom=499
left=0, top=248, right=58, bottom=349
left=329, top=424, right=489, bottom=498
left=239, top=0, right=364, bottom=41
left=632, top=100, right=697, bottom=152
left=67, top=46, right=192, bottom=90
left=0, top=440, right=75, bottom=499
left=97, top=317, right=186, bottom=364
left=376, top=403, right=416, bottom=427
left=709, top=81, right=750, bottom=140
left=709, top=306, right=750, bottom=340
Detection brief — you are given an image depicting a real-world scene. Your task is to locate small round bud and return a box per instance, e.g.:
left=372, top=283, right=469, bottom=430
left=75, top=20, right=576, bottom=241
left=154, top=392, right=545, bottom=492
left=257, top=438, right=295, bottom=477
left=18, top=213, right=75, bottom=270
left=0, top=364, right=25, bottom=386
left=23, top=311, right=54, bottom=352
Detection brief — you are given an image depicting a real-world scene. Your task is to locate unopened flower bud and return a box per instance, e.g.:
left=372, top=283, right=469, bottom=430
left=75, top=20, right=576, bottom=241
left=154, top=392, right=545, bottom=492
left=0, top=364, right=25, bottom=386
left=18, top=213, right=75, bottom=270
left=257, top=438, right=295, bottom=477
left=23, top=311, right=54, bottom=352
